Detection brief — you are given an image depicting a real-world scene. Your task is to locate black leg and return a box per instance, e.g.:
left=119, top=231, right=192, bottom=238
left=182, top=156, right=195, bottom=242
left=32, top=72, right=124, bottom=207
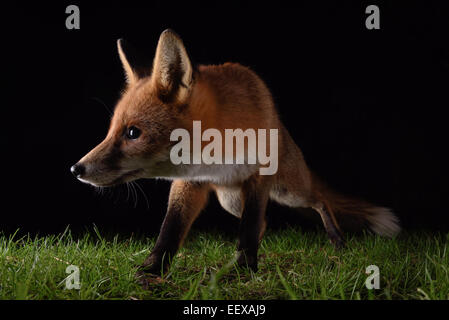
left=236, top=177, right=269, bottom=271
left=137, top=181, right=209, bottom=281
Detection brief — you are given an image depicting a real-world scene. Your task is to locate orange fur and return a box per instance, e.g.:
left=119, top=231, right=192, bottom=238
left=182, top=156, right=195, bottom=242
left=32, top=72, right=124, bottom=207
left=74, top=29, right=400, bottom=276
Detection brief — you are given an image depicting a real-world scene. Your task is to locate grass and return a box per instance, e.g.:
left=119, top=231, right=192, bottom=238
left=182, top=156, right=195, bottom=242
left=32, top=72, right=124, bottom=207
left=0, top=226, right=448, bottom=300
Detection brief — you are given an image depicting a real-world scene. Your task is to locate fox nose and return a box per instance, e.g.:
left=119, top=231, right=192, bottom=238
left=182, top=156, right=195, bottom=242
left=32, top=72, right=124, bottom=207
left=71, top=163, right=85, bottom=178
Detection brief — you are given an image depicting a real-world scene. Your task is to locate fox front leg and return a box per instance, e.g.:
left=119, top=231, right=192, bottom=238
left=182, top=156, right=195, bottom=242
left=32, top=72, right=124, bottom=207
left=236, top=177, right=270, bottom=272
left=136, top=181, right=210, bottom=280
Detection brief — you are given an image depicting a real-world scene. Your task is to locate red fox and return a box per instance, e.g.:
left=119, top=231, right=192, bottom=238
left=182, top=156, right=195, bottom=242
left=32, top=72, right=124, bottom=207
left=71, top=29, right=400, bottom=278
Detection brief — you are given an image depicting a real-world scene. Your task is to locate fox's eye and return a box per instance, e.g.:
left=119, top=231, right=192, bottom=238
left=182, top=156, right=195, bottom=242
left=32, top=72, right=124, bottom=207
left=126, top=126, right=141, bottom=140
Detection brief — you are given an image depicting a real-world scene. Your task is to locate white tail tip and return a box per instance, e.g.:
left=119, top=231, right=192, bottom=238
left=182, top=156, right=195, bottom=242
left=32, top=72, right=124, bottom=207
left=366, top=207, right=401, bottom=237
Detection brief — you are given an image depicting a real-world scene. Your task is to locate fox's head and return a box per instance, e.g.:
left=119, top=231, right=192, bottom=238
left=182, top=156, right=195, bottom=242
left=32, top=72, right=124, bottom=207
left=71, top=29, right=195, bottom=187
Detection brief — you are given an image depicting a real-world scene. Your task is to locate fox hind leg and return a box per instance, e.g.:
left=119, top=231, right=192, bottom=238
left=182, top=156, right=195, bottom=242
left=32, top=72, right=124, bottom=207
left=312, top=202, right=345, bottom=249
left=270, top=183, right=345, bottom=248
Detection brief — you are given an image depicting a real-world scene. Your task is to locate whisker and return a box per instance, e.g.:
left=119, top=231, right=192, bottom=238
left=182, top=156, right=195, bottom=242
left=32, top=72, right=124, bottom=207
left=90, top=97, right=113, bottom=117
left=133, top=181, right=150, bottom=210
left=130, top=181, right=138, bottom=208
left=125, top=182, right=131, bottom=202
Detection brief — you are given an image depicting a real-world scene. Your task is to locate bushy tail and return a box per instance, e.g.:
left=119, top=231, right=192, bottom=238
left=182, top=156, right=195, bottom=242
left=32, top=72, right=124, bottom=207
left=314, top=177, right=401, bottom=237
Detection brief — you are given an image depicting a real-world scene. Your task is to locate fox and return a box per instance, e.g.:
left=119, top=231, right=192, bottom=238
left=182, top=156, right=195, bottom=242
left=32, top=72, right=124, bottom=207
left=71, top=29, right=400, bottom=280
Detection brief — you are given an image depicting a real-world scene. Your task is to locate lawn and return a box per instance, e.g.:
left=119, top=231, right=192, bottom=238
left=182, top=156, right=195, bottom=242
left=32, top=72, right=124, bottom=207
left=0, top=226, right=447, bottom=300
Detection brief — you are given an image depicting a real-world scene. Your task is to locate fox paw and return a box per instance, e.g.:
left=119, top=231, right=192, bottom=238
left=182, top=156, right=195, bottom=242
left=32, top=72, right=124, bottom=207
left=135, top=265, right=166, bottom=289
left=135, top=270, right=166, bottom=289
left=237, top=252, right=258, bottom=272
left=330, top=235, right=346, bottom=249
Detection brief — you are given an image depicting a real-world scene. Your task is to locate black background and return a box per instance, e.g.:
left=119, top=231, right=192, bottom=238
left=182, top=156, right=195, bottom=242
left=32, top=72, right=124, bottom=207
left=3, top=1, right=449, bottom=237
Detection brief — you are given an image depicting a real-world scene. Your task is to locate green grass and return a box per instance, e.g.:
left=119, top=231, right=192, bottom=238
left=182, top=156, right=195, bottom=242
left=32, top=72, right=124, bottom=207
left=0, top=226, right=448, bottom=300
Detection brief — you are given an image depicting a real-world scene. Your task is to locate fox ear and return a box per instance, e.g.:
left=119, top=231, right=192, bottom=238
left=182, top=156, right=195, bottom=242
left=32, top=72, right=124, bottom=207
left=117, top=39, right=139, bottom=84
left=151, top=29, right=193, bottom=104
